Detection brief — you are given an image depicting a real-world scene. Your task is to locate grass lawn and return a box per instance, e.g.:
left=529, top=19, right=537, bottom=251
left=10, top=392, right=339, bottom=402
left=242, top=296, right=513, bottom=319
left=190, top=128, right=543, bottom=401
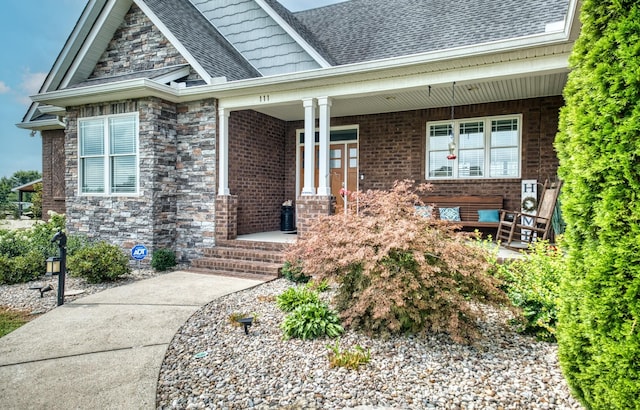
left=0, top=307, right=32, bottom=337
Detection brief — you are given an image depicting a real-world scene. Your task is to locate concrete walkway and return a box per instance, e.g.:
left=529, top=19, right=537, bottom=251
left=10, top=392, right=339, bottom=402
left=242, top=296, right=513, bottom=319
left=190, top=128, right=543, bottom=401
left=0, top=271, right=265, bottom=410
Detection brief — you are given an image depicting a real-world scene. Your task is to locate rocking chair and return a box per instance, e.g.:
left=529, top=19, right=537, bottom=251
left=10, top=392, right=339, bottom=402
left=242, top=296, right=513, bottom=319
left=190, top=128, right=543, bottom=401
left=497, top=179, right=562, bottom=250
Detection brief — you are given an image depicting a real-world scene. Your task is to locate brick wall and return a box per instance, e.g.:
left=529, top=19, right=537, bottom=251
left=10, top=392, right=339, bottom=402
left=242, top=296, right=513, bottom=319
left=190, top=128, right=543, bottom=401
left=284, top=96, right=563, bottom=211
left=41, top=129, right=66, bottom=218
left=229, top=110, right=286, bottom=234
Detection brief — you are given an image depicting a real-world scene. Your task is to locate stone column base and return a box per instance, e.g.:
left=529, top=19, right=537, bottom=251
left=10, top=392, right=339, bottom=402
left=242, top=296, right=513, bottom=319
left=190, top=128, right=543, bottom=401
left=216, top=195, right=238, bottom=241
left=296, top=195, right=333, bottom=238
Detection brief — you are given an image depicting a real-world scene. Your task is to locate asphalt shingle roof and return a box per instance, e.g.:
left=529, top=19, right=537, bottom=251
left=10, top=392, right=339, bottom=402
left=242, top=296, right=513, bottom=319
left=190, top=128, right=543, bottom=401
left=144, top=0, right=261, bottom=81
left=294, top=0, right=570, bottom=65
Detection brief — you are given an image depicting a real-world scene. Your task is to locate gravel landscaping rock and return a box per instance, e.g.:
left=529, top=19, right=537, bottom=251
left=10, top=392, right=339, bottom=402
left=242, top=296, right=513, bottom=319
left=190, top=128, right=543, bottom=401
left=0, top=268, right=161, bottom=315
left=157, top=279, right=583, bottom=409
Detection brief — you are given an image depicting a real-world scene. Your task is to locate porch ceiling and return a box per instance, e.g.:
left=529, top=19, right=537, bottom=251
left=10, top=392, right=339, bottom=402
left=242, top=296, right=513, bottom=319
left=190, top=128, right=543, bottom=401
left=251, top=72, right=568, bottom=121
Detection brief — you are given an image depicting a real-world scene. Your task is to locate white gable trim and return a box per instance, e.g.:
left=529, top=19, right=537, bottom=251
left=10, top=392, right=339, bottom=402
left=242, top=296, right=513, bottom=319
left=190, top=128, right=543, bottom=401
left=61, top=0, right=124, bottom=89
left=254, top=0, right=332, bottom=68
left=132, top=0, right=212, bottom=85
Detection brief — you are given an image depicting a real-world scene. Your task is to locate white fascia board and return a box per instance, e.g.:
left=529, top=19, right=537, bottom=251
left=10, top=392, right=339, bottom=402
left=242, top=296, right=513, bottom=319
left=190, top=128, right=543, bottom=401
left=16, top=118, right=66, bottom=131
left=151, top=65, right=192, bottom=84
left=38, top=105, right=67, bottom=115
left=31, top=79, right=181, bottom=106
left=133, top=0, right=213, bottom=84
left=254, top=0, right=332, bottom=68
left=31, top=48, right=570, bottom=109
left=60, top=0, right=122, bottom=89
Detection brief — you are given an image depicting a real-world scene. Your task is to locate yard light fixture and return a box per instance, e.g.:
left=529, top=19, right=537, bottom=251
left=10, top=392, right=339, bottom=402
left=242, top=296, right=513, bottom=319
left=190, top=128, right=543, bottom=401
left=46, top=230, right=67, bottom=306
left=238, top=317, right=254, bottom=335
left=45, top=257, right=61, bottom=277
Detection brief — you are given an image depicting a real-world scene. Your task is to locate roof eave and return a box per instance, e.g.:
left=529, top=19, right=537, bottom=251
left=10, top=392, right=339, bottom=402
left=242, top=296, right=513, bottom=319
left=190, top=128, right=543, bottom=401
left=29, top=13, right=577, bottom=108
left=16, top=118, right=66, bottom=132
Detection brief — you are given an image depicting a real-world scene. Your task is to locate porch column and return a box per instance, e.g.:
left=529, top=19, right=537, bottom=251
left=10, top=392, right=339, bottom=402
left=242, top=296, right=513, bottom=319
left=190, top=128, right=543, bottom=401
left=218, top=108, right=230, bottom=196
left=317, top=97, right=332, bottom=196
left=301, top=98, right=317, bottom=195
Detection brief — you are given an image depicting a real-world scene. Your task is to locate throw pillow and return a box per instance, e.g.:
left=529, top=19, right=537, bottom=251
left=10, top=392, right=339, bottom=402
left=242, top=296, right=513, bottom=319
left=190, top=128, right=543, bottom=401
left=477, top=209, right=500, bottom=222
left=415, top=205, right=433, bottom=218
left=439, top=207, right=461, bottom=221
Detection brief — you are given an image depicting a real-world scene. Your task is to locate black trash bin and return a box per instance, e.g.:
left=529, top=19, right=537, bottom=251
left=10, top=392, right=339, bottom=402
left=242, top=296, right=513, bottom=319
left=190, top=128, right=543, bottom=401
left=280, top=205, right=295, bottom=232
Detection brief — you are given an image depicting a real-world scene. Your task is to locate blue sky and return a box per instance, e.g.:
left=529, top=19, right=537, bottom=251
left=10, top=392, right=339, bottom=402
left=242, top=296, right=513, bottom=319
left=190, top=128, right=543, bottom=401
left=0, top=0, right=346, bottom=181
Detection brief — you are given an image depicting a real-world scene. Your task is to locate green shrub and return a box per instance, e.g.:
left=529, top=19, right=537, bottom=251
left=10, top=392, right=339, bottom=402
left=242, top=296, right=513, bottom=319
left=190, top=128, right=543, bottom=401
left=276, top=286, right=320, bottom=312
left=286, top=180, right=508, bottom=343
left=495, top=241, right=564, bottom=342
left=67, top=241, right=130, bottom=283
left=151, top=248, right=177, bottom=271
left=281, top=259, right=310, bottom=283
left=6, top=251, right=45, bottom=285
left=306, top=278, right=330, bottom=292
left=0, top=255, right=9, bottom=284
left=281, top=302, right=343, bottom=340
left=555, top=0, right=640, bottom=407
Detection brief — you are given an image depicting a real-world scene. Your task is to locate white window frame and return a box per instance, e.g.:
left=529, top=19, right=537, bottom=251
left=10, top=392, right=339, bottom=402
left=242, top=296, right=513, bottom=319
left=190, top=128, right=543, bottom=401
left=78, top=113, right=140, bottom=196
left=426, top=114, right=522, bottom=180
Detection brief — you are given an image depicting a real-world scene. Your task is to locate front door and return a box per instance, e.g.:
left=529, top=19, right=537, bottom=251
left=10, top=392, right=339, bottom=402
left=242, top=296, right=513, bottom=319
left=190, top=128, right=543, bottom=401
left=299, top=141, right=358, bottom=213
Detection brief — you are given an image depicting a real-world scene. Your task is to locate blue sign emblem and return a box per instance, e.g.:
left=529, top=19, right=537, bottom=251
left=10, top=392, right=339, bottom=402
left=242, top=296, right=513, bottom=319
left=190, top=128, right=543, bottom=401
left=131, top=244, right=148, bottom=260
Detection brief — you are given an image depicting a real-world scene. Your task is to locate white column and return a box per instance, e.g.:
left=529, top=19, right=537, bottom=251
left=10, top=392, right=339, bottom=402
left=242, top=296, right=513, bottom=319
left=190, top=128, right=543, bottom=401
left=218, top=108, right=230, bottom=195
left=301, top=98, right=317, bottom=195
left=317, top=97, right=332, bottom=196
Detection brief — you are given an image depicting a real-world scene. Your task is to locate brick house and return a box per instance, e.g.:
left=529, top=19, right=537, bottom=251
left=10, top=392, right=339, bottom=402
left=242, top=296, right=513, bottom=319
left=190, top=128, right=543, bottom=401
left=17, top=0, right=580, bottom=264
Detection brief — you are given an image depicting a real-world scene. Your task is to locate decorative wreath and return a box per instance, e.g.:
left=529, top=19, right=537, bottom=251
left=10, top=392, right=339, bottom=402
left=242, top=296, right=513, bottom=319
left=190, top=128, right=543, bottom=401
left=521, top=196, right=537, bottom=212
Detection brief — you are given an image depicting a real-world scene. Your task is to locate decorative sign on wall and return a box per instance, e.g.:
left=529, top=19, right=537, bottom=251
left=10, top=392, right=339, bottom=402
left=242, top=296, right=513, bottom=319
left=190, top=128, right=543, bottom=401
left=521, top=180, right=537, bottom=241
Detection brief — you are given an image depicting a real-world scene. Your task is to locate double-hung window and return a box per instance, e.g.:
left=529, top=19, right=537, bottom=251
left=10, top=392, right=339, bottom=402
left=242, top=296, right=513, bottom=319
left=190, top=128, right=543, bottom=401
left=79, top=114, right=139, bottom=195
left=426, top=115, right=521, bottom=179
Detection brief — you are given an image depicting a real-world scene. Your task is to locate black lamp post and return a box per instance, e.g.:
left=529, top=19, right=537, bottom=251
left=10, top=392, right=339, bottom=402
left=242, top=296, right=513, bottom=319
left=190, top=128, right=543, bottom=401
left=46, top=230, right=67, bottom=306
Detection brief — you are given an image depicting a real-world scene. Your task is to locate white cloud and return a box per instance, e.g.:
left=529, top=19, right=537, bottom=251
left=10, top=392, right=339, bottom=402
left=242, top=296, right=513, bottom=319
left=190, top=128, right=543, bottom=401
left=0, top=81, right=10, bottom=94
left=21, top=71, right=47, bottom=95
left=17, top=70, right=47, bottom=105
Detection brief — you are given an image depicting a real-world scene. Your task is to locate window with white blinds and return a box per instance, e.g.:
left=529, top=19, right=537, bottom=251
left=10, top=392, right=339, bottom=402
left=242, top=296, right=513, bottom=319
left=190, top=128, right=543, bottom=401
left=426, top=115, right=521, bottom=179
left=79, top=114, right=138, bottom=194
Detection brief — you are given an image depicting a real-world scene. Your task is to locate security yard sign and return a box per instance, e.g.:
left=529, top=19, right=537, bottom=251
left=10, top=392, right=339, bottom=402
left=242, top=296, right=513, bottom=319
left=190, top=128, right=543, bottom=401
left=131, top=244, right=148, bottom=260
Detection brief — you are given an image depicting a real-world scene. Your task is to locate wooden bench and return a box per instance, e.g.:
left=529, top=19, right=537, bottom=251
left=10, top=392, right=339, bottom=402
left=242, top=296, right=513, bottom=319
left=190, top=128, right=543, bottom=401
left=419, top=195, right=504, bottom=230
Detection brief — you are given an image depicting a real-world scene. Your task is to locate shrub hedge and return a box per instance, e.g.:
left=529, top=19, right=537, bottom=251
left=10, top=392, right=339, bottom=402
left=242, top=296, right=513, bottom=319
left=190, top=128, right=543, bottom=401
left=555, top=0, right=640, bottom=407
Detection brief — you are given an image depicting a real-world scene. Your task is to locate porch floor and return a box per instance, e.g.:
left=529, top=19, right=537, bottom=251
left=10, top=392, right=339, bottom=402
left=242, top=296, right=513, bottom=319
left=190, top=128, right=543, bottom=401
left=237, top=231, right=298, bottom=244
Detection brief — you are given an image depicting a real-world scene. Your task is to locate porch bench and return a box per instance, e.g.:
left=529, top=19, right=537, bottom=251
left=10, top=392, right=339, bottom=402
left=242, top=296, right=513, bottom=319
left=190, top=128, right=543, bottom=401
left=419, top=195, right=504, bottom=230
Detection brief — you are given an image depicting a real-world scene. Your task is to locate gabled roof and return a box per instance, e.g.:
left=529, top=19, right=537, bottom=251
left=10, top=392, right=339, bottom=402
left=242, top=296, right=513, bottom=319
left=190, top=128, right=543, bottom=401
left=142, top=0, right=260, bottom=81
left=295, top=0, right=570, bottom=65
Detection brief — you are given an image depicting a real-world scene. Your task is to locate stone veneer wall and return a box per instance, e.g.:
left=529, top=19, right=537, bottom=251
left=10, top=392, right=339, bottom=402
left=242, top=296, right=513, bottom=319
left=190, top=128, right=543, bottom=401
left=175, top=99, right=218, bottom=261
left=229, top=110, right=286, bottom=235
left=41, top=129, right=66, bottom=219
left=90, top=4, right=189, bottom=78
left=64, top=97, right=217, bottom=263
left=285, top=96, right=563, bottom=212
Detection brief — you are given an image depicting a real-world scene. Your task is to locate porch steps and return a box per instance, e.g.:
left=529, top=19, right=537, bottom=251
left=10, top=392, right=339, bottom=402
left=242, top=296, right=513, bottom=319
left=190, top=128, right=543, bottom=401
left=190, top=240, right=288, bottom=279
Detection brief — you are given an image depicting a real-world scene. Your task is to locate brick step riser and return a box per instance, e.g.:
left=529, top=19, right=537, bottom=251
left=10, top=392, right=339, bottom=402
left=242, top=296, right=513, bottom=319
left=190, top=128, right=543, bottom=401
left=215, top=240, right=290, bottom=252
left=192, top=258, right=281, bottom=276
left=203, top=248, right=285, bottom=264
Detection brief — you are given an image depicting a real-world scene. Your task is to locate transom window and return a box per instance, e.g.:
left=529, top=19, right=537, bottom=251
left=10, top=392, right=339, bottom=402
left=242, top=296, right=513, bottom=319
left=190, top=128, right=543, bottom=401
left=79, top=114, right=139, bottom=195
left=426, top=115, right=521, bottom=179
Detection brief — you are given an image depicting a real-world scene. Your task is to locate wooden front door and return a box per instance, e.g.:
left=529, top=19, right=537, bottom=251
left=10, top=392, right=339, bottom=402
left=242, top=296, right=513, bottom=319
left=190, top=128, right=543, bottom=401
left=299, top=142, right=358, bottom=213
